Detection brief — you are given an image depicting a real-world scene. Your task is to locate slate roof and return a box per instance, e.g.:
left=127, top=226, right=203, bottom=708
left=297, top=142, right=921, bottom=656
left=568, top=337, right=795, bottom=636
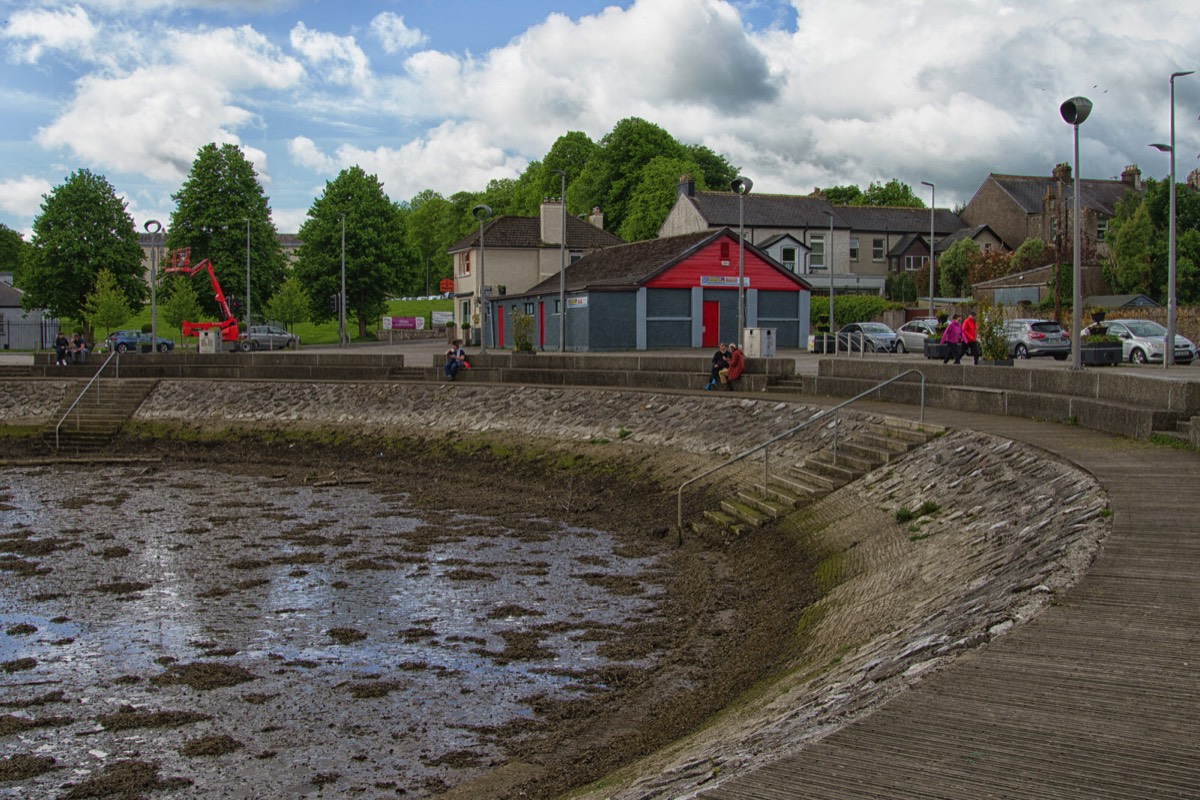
left=887, top=232, right=925, bottom=258
left=833, top=205, right=964, bottom=236
left=985, top=174, right=1135, bottom=216
left=447, top=214, right=625, bottom=252
left=688, top=192, right=844, bottom=228
left=1084, top=294, right=1161, bottom=308
left=935, top=224, right=1002, bottom=253
left=0, top=282, right=22, bottom=308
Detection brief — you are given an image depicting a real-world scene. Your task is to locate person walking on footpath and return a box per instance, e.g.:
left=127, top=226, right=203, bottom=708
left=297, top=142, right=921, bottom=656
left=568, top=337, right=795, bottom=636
left=706, top=342, right=729, bottom=390
left=962, top=311, right=980, bottom=365
left=941, top=314, right=965, bottom=364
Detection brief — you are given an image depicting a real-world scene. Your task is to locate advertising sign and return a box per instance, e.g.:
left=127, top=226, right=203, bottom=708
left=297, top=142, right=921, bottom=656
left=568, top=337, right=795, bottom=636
left=382, top=317, right=425, bottom=330
left=700, top=276, right=749, bottom=287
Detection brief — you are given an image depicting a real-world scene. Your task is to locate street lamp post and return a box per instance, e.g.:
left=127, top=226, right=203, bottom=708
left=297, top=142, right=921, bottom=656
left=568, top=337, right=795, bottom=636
left=1150, top=69, right=1194, bottom=369
left=244, top=218, right=251, bottom=331
left=339, top=214, right=347, bottom=347
left=823, top=210, right=835, bottom=355
left=144, top=220, right=162, bottom=347
left=921, top=181, right=935, bottom=319
left=731, top=177, right=752, bottom=348
left=552, top=171, right=567, bottom=352
left=472, top=204, right=493, bottom=352
left=1060, top=95, right=1093, bottom=370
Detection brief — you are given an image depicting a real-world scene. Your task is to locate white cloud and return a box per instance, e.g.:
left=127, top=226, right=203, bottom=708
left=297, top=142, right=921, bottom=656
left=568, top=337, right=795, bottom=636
left=0, top=176, right=54, bottom=220
left=289, top=21, right=370, bottom=86
left=3, top=5, right=99, bottom=63
left=370, top=12, right=427, bottom=54
left=287, top=136, right=338, bottom=173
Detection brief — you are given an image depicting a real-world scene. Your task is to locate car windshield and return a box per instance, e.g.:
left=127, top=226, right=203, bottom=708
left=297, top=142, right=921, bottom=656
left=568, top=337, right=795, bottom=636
left=1124, top=320, right=1166, bottom=337
left=859, top=323, right=892, bottom=333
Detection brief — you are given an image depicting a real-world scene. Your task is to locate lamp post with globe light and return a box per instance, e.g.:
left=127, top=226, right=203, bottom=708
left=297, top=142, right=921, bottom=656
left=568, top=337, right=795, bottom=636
left=731, top=177, right=752, bottom=348
left=1060, top=95, right=1093, bottom=370
left=920, top=181, right=935, bottom=320
left=472, top=204, right=493, bottom=352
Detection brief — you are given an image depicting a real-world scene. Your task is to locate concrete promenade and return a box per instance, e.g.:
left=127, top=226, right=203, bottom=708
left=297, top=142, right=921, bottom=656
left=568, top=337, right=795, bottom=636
left=698, top=400, right=1200, bottom=800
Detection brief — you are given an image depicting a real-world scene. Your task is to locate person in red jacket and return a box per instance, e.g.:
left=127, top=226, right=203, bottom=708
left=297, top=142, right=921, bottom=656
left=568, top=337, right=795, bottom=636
left=962, top=311, right=979, bottom=365
left=721, top=343, right=746, bottom=390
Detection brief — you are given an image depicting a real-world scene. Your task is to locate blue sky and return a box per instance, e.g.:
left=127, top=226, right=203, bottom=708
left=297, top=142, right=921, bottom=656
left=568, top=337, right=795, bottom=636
left=1, top=0, right=1197, bottom=237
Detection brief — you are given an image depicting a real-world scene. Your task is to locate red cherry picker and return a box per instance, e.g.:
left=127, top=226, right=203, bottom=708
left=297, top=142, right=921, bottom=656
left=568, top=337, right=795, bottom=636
left=164, top=248, right=241, bottom=345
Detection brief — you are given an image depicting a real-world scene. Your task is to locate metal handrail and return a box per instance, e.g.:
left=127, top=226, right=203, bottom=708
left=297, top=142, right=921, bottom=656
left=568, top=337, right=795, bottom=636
left=54, top=350, right=121, bottom=451
left=675, top=369, right=927, bottom=538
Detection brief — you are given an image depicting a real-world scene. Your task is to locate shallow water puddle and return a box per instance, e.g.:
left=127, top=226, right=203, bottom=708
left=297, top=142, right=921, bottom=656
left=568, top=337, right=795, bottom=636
left=0, top=466, right=662, bottom=797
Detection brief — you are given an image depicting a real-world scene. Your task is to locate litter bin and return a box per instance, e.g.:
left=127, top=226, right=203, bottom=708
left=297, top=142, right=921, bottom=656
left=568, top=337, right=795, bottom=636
left=743, top=327, right=776, bottom=358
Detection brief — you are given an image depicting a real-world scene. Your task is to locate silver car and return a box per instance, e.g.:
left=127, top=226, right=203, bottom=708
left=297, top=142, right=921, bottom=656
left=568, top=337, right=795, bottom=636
left=1004, top=318, right=1070, bottom=360
left=835, top=322, right=898, bottom=353
left=239, top=325, right=300, bottom=351
left=894, top=319, right=937, bottom=354
left=1082, top=318, right=1196, bottom=365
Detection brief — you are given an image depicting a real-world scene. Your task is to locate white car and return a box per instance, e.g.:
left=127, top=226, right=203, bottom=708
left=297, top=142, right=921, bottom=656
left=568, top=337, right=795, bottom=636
left=1082, top=319, right=1196, bottom=365
left=894, top=319, right=937, bottom=354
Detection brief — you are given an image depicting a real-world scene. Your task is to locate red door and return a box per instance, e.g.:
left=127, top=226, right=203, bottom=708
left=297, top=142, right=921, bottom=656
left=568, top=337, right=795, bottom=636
left=496, top=305, right=504, bottom=347
left=702, top=301, right=720, bottom=348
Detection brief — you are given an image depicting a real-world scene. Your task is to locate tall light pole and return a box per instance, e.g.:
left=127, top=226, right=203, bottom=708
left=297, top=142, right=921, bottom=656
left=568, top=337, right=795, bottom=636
left=1060, top=95, right=1093, bottom=370
left=244, top=218, right=251, bottom=330
left=472, top=204, right=493, bottom=352
left=339, top=214, right=347, bottom=347
left=731, top=177, right=752, bottom=348
left=823, top=209, right=835, bottom=355
left=552, top=170, right=567, bottom=352
left=921, top=181, right=935, bottom=319
left=1150, top=69, right=1194, bottom=369
left=144, top=220, right=162, bottom=347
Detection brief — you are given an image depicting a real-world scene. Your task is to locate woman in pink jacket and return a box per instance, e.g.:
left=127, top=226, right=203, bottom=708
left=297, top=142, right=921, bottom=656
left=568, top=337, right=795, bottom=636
left=940, top=314, right=965, bottom=364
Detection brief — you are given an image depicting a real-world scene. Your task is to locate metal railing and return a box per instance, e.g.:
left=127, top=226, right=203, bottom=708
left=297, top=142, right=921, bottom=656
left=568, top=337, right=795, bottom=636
left=675, top=369, right=927, bottom=538
left=54, top=351, right=121, bottom=451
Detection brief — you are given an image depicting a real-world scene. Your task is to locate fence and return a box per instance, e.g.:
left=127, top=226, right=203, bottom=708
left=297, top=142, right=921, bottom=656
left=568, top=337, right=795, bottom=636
left=1, top=318, right=60, bottom=351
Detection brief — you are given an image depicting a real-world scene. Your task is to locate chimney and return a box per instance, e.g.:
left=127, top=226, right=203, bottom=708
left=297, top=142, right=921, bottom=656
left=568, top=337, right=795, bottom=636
left=1052, top=162, right=1072, bottom=183
left=1121, top=165, right=1141, bottom=190
left=588, top=206, right=604, bottom=230
left=540, top=196, right=564, bottom=245
left=677, top=174, right=695, bottom=198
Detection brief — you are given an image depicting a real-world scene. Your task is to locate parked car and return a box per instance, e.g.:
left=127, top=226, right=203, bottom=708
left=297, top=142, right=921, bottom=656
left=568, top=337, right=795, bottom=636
left=239, top=325, right=300, bottom=351
left=1003, top=318, right=1069, bottom=360
left=1081, top=319, right=1196, bottom=365
left=106, top=329, right=174, bottom=353
left=835, top=322, right=898, bottom=353
left=894, top=319, right=938, bottom=354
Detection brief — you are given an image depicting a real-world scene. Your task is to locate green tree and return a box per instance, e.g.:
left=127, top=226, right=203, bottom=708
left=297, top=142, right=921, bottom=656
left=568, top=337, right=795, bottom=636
left=0, top=224, right=27, bottom=285
left=167, top=143, right=287, bottom=324
left=294, top=166, right=405, bottom=339
left=683, top=144, right=739, bottom=193
left=1105, top=200, right=1155, bottom=295
left=21, top=169, right=145, bottom=319
left=617, top=155, right=704, bottom=241
left=160, top=278, right=202, bottom=342
left=264, top=275, right=311, bottom=331
left=81, top=269, right=132, bottom=338
left=1011, top=238, right=1048, bottom=272
left=579, top=117, right=686, bottom=235
left=859, top=179, right=924, bottom=207
left=542, top=131, right=600, bottom=193
left=820, top=185, right=864, bottom=205
left=403, top=190, right=461, bottom=295
left=939, top=238, right=979, bottom=296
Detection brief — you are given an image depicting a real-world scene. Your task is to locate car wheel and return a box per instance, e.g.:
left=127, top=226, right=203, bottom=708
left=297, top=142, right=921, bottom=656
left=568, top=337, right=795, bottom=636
left=240, top=340, right=254, bottom=352
left=896, top=340, right=907, bottom=354
left=1053, top=354, right=1067, bottom=361
left=115, top=343, right=128, bottom=353
left=1131, top=348, right=1148, bottom=364
left=157, top=343, right=170, bottom=353
left=287, top=338, right=298, bottom=350
left=1015, top=344, right=1029, bottom=359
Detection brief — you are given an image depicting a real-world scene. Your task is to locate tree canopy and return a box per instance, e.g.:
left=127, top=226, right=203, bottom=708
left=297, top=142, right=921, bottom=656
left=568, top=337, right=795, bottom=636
left=0, top=224, right=26, bottom=285
left=294, top=166, right=406, bottom=338
left=21, top=168, right=145, bottom=320
left=166, top=143, right=287, bottom=324
left=817, top=179, right=926, bottom=208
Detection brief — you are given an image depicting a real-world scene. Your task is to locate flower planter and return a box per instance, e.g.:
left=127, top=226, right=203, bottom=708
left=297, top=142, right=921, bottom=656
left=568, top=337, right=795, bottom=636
left=981, top=357, right=1014, bottom=366
left=1081, top=343, right=1122, bottom=366
left=923, top=341, right=949, bottom=360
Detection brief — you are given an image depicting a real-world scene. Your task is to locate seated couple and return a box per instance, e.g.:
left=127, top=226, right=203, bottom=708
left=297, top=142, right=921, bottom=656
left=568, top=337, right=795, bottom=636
left=444, top=340, right=470, bottom=380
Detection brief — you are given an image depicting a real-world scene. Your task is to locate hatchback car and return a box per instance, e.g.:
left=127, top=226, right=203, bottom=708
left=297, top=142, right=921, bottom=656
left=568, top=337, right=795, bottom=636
left=106, top=330, right=174, bottom=353
left=1004, top=319, right=1069, bottom=360
left=239, top=325, right=300, bottom=351
left=1081, top=318, right=1196, bottom=365
left=835, top=322, right=898, bottom=353
left=894, top=319, right=937, bottom=354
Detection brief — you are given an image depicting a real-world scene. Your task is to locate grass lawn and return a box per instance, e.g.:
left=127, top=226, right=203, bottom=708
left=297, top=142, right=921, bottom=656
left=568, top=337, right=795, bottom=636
left=111, top=298, right=453, bottom=347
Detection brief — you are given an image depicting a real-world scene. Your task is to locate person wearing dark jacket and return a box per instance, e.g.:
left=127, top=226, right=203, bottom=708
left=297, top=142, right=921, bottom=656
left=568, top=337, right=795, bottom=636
left=706, top=343, right=729, bottom=390
left=721, top=343, right=746, bottom=390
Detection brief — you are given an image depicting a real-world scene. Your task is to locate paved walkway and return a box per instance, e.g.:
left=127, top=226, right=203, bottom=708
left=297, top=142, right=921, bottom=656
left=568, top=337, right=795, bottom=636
left=698, top=401, right=1200, bottom=800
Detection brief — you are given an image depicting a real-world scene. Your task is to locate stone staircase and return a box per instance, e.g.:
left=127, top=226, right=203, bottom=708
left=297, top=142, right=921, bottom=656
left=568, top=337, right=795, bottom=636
left=703, top=417, right=944, bottom=533
left=44, top=379, right=158, bottom=453
left=1152, top=413, right=1200, bottom=445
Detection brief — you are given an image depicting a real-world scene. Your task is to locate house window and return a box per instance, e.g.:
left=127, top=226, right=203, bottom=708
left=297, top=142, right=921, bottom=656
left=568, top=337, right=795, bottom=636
left=873, top=238, right=885, bottom=261
left=554, top=299, right=561, bottom=313
left=781, top=247, right=797, bottom=272
left=1097, top=219, right=1108, bottom=242
left=569, top=250, right=583, bottom=264
left=849, top=238, right=860, bottom=261
left=904, top=255, right=928, bottom=271
left=524, top=303, right=534, bottom=315
left=810, top=235, right=826, bottom=268
left=460, top=251, right=472, bottom=276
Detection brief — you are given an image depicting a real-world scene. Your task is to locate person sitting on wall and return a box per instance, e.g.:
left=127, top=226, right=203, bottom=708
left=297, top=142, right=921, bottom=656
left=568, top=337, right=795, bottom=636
left=71, top=332, right=89, bottom=364
left=720, top=343, right=746, bottom=390
left=444, top=339, right=467, bottom=381
left=706, top=342, right=729, bottom=390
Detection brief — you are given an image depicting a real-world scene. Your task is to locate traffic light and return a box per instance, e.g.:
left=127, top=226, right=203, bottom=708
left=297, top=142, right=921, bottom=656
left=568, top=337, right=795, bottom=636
left=328, top=293, right=341, bottom=314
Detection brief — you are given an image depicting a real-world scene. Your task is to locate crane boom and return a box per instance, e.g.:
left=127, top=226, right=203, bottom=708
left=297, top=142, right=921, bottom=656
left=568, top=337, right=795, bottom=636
left=164, top=248, right=240, bottom=341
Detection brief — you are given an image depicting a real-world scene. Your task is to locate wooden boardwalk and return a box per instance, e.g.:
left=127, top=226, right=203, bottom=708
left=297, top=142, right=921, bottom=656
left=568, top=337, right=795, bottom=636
left=700, top=407, right=1200, bottom=800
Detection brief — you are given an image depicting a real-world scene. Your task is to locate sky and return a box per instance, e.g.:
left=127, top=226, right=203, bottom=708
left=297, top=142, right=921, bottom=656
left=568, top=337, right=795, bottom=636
left=2, top=0, right=1199, bottom=238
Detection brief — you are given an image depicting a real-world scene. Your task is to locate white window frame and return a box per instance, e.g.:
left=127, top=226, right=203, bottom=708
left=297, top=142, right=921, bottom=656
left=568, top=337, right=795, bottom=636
left=810, top=234, right=827, bottom=269
left=872, top=238, right=885, bottom=261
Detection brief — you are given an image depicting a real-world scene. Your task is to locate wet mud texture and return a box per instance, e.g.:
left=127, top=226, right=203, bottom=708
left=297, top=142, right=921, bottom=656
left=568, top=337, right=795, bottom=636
left=0, top=432, right=816, bottom=799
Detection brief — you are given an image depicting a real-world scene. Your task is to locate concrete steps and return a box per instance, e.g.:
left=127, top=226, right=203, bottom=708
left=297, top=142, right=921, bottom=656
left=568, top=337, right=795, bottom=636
left=700, top=416, right=944, bottom=535
left=45, top=379, right=157, bottom=453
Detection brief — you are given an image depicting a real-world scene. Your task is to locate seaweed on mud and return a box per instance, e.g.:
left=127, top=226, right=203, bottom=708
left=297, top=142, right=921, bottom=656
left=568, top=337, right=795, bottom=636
left=346, top=680, right=404, bottom=699
left=99, top=546, right=131, bottom=559
left=93, top=579, right=151, bottom=595
left=149, top=662, right=258, bottom=690
left=59, top=759, right=192, bottom=798
left=0, top=714, right=73, bottom=736
left=0, top=556, right=49, bottom=576
left=5, top=622, right=37, bottom=635
left=96, top=707, right=211, bottom=731
left=1, top=657, right=36, bottom=673
left=227, top=557, right=270, bottom=570
left=0, top=533, right=59, bottom=556
left=1, top=689, right=65, bottom=708
left=180, top=734, right=243, bottom=757
left=327, top=627, right=367, bottom=645
left=241, top=692, right=277, bottom=705
left=443, top=567, right=497, bottom=581
left=0, top=754, right=58, bottom=781
left=475, top=630, right=556, bottom=664
left=486, top=605, right=545, bottom=620
left=421, top=749, right=488, bottom=768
